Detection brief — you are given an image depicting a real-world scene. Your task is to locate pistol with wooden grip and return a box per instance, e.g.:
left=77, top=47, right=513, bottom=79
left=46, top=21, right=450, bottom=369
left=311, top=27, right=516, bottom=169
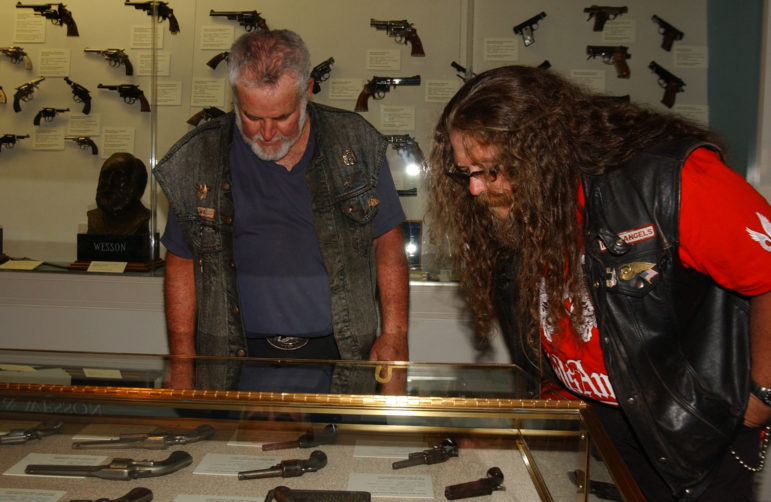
left=444, top=467, right=505, bottom=500
left=238, top=450, right=327, bottom=480
left=392, top=438, right=458, bottom=469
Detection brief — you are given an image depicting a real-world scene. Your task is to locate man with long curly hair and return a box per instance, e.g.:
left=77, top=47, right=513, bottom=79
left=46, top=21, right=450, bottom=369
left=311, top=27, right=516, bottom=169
left=427, top=65, right=771, bottom=501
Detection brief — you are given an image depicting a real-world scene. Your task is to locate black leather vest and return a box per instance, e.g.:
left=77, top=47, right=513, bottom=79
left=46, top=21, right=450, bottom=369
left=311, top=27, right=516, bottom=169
left=582, top=138, right=751, bottom=499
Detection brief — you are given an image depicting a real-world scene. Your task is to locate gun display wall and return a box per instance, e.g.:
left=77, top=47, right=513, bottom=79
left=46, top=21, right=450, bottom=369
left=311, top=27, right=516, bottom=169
left=0, top=0, right=710, bottom=267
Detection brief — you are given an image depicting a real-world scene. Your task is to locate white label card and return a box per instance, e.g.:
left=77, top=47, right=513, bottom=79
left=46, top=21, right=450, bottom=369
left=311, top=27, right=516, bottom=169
left=366, top=49, right=401, bottom=70
left=347, top=472, right=434, bottom=498
left=87, top=261, right=127, bottom=273
left=193, top=453, right=279, bottom=476
left=0, top=488, right=65, bottom=502
left=483, top=38, right=517, bottom=61
left=0, top=260, right=42, bottom=270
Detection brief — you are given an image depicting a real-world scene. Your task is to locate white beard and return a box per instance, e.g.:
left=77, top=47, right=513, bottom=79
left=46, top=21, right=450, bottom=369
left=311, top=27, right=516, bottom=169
left=235, top=100, right=308, bottom=162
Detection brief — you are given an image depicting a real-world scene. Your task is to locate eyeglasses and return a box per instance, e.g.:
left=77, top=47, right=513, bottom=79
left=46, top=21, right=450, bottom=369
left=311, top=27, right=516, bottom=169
left=446, top=165, right=499, bottom=185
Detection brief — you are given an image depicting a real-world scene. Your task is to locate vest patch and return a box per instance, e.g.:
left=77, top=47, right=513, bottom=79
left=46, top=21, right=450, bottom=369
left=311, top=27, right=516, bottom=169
left=197, top=206, right=215, bottom=219
left=598, top=224, right=656, bottom=251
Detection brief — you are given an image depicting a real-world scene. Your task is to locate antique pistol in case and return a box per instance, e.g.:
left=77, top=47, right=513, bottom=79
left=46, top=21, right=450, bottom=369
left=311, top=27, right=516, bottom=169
left=25, top=450, right=193, bottom=479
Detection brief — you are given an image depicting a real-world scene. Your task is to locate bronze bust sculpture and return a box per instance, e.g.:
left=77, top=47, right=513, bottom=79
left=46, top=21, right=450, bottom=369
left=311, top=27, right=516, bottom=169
left=87, top=152, right=151, bottom=235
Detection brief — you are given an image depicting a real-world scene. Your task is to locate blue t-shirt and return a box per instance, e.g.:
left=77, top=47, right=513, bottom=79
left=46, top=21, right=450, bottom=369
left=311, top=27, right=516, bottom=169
left=161, top=126, right=405, bottom=337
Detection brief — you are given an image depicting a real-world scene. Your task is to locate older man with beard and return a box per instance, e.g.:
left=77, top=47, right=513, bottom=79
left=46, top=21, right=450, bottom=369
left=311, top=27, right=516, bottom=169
left=154, top=29, right=408, bottom=395
left=427, top=65, right=771, bottom=501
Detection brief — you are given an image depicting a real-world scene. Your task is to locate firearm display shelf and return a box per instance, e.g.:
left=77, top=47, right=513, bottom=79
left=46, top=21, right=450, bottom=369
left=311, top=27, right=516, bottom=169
left=0, top=349, right=643, bottom=501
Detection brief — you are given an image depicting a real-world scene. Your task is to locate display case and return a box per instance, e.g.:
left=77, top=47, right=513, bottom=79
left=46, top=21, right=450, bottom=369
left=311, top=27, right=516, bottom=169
left=0, top=349, right=643, bottom=501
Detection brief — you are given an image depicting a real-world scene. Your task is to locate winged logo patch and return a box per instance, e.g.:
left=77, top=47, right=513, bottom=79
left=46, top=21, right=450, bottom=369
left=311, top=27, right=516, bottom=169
left=746, top=212, right=771, bottom=252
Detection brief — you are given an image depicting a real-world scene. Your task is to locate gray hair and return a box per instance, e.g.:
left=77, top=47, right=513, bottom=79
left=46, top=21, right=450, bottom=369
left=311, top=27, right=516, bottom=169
left=228, top=29, right=311, bottom=97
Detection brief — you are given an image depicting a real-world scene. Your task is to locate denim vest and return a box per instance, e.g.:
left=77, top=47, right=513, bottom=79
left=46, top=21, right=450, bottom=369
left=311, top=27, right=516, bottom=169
left=154, top=103, right=387, bottom=393
left=582, top=139, right=750, bottom=500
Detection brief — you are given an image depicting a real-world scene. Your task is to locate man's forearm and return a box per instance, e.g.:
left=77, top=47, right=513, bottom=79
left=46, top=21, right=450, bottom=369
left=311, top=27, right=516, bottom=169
left=372, top=226, right=409, bottom=360
left=164, top=252, right=197, bottom=355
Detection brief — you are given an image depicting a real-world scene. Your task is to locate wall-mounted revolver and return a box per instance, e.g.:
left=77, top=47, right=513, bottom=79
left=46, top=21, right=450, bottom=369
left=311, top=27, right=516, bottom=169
left=98, top=83, right=150, bottom=112
left=33, top=107, right=69, bottom=125
left=12, top=76, right=44, bottom=112
left=16, top=2, right=78, bottom=36
left=209, top=10, right=268, bottom=32
left=124, top=1, right=179, bottom=34
left=84, top=48, right=133, bottom=76
left=187, top=106, right=226, bottom=126
left=355, top=75, right=420, bottom=112
left=206, top=51, right=229, bottom=70
left=0, top=134, right=29, bottom=152
left=310, top=57, right=335, bottom=94
left=451, top=61, right=475, bottom=82
left=385, top=134, right=428, bottom=172
left=65, top=135, right=98, bottom=155
left=370, top=19, right=425, bottom=56
left=0, top=46, right=32, bottom=70
left=64, top=76, right=91, bottom=114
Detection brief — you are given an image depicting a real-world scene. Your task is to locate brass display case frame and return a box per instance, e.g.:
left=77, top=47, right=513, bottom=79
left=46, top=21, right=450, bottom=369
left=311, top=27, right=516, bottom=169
left=0, top=349, right=644, bottom=501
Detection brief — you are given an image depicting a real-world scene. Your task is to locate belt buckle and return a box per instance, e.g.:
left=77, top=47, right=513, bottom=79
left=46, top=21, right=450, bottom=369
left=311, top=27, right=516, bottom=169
left=266, top=336, right=309, bottom=351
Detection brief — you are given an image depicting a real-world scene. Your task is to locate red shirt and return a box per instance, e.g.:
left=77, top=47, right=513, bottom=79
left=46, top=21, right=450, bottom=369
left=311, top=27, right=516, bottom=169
left=541, top=148, right=771, bottom=405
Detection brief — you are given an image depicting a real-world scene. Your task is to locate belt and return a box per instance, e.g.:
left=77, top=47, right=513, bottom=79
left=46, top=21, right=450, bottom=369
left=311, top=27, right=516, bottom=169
left=265, top=335, right=309, bottom=350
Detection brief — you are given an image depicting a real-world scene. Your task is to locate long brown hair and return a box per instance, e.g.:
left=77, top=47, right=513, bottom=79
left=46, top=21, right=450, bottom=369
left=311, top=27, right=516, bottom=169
left=427, top=65, right=721, bottom=364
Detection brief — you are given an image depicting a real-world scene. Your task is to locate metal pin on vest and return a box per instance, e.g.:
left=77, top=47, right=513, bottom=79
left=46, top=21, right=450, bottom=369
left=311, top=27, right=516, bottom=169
left=342, top=148, right=357, bottom=166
